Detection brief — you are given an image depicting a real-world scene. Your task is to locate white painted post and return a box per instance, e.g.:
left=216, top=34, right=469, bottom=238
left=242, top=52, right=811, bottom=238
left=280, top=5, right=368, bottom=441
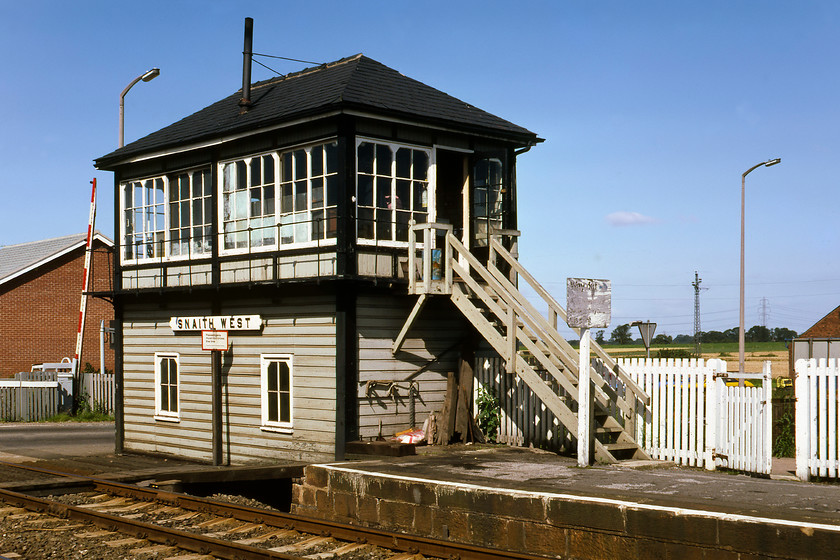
left=704, top=360, right=718, bottom=470
left=795, top=359, right=811, bottom=481
left=577, top=328, right=593, bottom=467
left=762, top=361, right=773, bottom=475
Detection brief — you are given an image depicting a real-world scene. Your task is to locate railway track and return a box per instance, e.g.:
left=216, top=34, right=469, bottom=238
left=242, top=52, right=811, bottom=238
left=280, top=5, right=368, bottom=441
left=0, top=461, right=546, bottom=560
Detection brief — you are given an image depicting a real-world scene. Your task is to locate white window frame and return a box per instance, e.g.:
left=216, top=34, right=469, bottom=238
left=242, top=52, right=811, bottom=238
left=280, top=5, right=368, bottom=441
left=121, top=175, right=168, bottom=264
left=355, top=137, right=434, bottom=248
left=120, top=168, right=213, bottom=265
left=218, top=140, right=340, bottom=257
left=218, top=152, right=279, bottom=255
left=167, top=169, right=213, bottom=261
left=260, top=354, right=293, bottom=433
left=154, top=352, right=180, bottom=422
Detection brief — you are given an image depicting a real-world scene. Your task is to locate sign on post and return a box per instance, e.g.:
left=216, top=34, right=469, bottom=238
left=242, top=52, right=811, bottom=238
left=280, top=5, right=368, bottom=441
left=566, top=278, right=611, bottom=329
left=567, top=278, right=611, bottom=467
left=202, top=330, right=229, bottom=351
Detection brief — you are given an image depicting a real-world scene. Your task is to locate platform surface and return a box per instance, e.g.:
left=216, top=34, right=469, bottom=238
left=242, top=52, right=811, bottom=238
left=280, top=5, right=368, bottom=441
left=324, top=445, right=840, bottom=528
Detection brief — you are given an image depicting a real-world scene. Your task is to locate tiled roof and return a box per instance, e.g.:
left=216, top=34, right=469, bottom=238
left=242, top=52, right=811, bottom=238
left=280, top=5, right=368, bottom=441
left=95, top=55, right=539, bottom=168
left=800, top=304, right=840, bottom=338
left=0, top=232, right=112, bottom=286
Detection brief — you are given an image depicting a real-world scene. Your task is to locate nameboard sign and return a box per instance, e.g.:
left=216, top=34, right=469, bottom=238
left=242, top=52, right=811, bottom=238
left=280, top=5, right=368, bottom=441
left=567, top=278, right=611, bottom=329
left=170, top=315, right=262, bottom=332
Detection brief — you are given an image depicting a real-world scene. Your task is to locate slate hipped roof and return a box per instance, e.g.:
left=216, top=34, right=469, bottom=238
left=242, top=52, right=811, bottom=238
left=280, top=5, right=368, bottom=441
left=0, top=232, right=113, bottom=287
left=95, top=54, right=539, bottom=168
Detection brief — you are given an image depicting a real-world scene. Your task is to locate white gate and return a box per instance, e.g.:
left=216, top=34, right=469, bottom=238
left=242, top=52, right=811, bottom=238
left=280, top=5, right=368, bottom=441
left=620, top=358, right=772, bottom=474
left=795, top=358, right=840, bottom=481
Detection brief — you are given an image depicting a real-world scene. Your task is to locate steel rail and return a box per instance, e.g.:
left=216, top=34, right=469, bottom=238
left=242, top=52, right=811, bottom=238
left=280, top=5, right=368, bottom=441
left=0, top=460, right=549, bottom=560
left=0, top=486, right=297, bottom=560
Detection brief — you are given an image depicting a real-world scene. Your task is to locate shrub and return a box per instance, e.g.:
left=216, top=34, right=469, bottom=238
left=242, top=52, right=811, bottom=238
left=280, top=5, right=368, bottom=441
left=475, top=387, right=501, bottom=443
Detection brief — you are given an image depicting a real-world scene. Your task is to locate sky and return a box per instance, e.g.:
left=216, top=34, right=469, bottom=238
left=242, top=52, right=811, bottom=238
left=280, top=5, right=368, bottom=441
left=1, top=1, right=838, bottom=339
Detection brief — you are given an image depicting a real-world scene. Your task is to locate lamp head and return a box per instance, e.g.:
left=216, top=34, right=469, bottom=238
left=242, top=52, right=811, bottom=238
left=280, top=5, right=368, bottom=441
left=764, top=158, right=781, bottom=167
left=142, top=68, right=160, bottom=82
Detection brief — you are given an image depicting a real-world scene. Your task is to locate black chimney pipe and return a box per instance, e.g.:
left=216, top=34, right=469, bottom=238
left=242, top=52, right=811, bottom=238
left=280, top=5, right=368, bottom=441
left=239, top=17, right=253, bottom=110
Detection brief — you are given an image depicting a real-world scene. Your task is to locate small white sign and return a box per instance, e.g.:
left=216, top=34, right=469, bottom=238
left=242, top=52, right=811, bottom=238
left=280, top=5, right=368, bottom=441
left=170, top=315, right=261, bottom=332
left=567, top=278, right=611, bottom=329
left=202, top=330, right=229, bottom=351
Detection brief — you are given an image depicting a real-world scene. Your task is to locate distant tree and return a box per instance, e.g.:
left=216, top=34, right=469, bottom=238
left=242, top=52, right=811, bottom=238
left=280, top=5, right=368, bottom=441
left=652, top=333, right=672, bottom=345
left=701, top=330, right=726, bottom=343
left=609, top=324, right=633, bottom=345
left=595, top=330, right=605, bottom=344
left=746, top=325, right=772, bottom=342
left=773, top=327, right=797, bottom=342
left=673, top=334, right=694, bottom=344
left=722, top=327, right=739, bottom=342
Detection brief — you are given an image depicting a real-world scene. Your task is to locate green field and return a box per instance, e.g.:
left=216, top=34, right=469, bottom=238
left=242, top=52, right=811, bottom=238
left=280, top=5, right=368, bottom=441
left=573, top=341, right=787, bottom=357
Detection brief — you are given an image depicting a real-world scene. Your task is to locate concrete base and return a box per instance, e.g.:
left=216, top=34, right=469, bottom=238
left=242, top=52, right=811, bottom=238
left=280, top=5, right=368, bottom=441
left=293, top=461, right=840, bottom=559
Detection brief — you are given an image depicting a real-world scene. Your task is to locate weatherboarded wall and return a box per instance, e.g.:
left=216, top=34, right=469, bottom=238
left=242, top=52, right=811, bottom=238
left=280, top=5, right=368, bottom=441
left=357, top=293, right=470, bottom=439
left=122, top=295, right=337, bottom=464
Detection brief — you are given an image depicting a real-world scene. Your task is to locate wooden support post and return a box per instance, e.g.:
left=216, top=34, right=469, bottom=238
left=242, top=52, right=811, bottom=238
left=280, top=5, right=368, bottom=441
left=211, top=349, right=223, bottom=466
left=577, top=328, right=593, bottom=466
left=507, top=305, right=516, bottom=375
left=392, top=295, right=428, bottom=355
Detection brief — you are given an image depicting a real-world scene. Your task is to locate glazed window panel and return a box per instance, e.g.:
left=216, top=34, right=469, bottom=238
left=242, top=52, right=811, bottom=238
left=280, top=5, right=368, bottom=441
left=473, top=158, right=504, bottom=247
left=168, top=169, right=212, bottom=257
left=356, top=141, right=430, bottom=243
left=221, top=154, right=277, bottom=251
left=154, top=353, right=179, bottom=421
left=260, top=354, right=293, bottom=432
left=122, top=177, right=166, bottom=261
left=278, top=141, right=338, bottom=245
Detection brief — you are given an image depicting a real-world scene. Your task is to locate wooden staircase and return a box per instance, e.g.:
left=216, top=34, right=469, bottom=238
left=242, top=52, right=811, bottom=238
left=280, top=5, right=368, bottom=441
left=396, top=224, right=650, bottom=464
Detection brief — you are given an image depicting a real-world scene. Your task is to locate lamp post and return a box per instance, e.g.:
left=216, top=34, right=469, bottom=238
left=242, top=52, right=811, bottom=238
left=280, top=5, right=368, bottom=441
left=119, top=68, right=160, bottom=147
left=739, top=158, right=781, bottom=374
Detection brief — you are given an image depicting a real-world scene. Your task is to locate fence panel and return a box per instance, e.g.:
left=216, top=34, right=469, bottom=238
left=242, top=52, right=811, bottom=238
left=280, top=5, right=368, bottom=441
left=0, top=372, right=60, bottom=421
left=474, top=354, right=571, bottom=453
left=81, top=372, right=115, bottom=414
left=795, top=358, right=840, bottom=481
left=619, top=358, right=716, bottom=468
left=713, top=363, right=772, bottom=475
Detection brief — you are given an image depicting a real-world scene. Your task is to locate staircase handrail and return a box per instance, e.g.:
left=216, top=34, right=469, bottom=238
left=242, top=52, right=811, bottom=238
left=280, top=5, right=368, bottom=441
left=490, top=238, right=649, bottom=405
left=484, top=263, right=635, bottom=419
left=446, top=233, right=625, bottom=413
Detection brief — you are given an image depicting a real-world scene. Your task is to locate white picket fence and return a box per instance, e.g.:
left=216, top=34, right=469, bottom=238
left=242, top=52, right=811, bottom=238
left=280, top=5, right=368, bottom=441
left=475, top=354, right=773, bottom=474
left=0, top=371, right=114, bottom=421
left=619, top=358, right=772, bottom=474
left=81, top=372, right=115, bottom=414
left=795, top=358, right=840, bottom=481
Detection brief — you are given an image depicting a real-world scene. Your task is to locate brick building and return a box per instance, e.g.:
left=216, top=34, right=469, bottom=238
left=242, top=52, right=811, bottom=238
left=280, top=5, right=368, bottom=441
left=0, top=232, right=114, bottom=377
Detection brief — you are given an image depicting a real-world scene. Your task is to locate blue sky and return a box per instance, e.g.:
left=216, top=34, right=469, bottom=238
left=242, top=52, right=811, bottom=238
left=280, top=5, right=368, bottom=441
left=1, top=1, right=838, bottom=337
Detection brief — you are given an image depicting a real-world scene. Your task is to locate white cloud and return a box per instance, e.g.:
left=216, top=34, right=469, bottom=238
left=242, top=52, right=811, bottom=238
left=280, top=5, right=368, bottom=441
left=605, top=211, right=658, bottom=227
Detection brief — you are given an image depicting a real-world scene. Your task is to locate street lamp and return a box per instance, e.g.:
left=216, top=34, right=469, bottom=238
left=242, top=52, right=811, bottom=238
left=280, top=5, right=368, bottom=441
left=739, top=157, right=781, bottom=374
left=119, top=68, right=160, bottom=147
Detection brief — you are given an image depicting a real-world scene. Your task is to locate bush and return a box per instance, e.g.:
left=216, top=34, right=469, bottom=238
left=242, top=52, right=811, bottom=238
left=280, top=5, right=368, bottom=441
left=475, top=387, right=501, bottom=443
left=655, top=348, right=693, bottom=360
left=773, top=410, right=795, bottom=458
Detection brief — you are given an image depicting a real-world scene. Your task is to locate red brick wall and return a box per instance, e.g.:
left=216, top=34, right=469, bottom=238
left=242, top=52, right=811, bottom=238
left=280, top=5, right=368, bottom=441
left=0, top=242, right=114, bottom=377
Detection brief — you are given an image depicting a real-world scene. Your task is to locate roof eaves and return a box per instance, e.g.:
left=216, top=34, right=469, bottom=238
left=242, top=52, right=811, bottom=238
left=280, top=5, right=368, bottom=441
left=0, top=233, right=113, bottom=288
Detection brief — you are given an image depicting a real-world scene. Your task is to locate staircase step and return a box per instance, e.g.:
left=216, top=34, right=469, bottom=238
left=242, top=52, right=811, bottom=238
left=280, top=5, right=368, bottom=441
left=605, top=442, right=639, bottom=451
